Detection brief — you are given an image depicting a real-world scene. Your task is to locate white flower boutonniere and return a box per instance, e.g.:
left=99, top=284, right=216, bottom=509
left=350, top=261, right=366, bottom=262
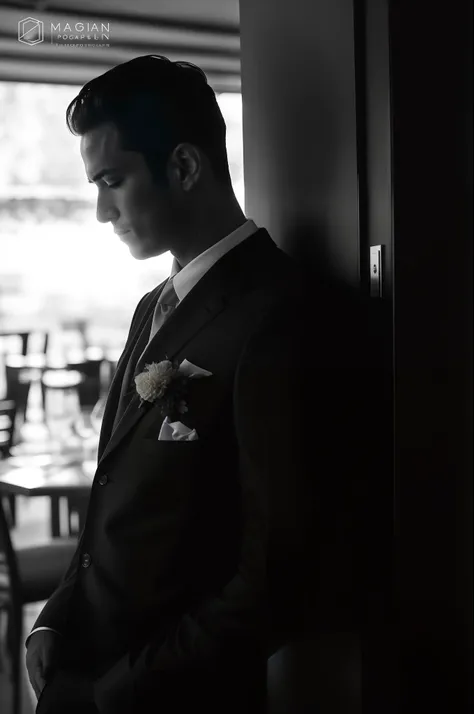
left=135, top=358, right=212, bottom=419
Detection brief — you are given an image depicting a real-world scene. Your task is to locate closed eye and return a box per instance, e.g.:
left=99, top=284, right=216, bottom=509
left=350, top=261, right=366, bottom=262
left=105, top=180, right=123, bottom=189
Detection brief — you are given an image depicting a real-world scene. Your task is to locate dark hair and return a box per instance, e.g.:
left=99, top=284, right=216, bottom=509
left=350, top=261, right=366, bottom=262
left=66, top=55, right=231, bottom=185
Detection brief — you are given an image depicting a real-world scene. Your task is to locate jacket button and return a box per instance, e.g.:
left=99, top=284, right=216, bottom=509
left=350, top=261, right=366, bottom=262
left=98, top=473, right=108, bottom=485
left=81, top=553, right=91, bottom=568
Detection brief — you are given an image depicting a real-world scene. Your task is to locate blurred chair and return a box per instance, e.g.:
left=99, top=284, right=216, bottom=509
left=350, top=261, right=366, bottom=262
left=25, top=332, right=49, bottom=365
left=0, top=399, right=16, bottom=459
left=4, top=356, right=34, bottom=427
left=0, top=332, right=47, bottom=414
left=0, top=331, right=48, bottom=366
left=103, top=347, right=122, bottom=392
left=65, top=353, right=103, bottom=536
left=41, top=368, right=85, bottom=537
left=66, top=349, right=104, bottom=411
left=0, top=497, right=77, bottom=714
left=0, top=332, right=30, bottom=358
left=0, top=399, right=18, bottom=529
left=58, top=318, right=89, bottom=353
left=40, top=368, right=83, bottom=427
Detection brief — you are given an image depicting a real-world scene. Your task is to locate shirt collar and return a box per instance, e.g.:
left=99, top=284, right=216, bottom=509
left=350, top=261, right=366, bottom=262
left=170, top=219, right=258, bottom=303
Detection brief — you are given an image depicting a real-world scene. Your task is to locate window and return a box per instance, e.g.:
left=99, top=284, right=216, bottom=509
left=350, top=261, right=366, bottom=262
left=0, top=82, right=244, bottom=357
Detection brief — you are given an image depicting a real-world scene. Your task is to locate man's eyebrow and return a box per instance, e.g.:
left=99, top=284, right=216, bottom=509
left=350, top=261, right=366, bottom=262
left=87, top=168, right=120, bottom=183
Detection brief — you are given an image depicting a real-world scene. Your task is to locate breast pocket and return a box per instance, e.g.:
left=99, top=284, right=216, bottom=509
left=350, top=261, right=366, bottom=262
left=138, top=436, right=206, bottom=484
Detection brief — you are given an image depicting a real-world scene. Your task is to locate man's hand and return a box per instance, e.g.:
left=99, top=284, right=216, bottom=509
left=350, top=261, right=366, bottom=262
left=26, top=630, right=62, bottom=700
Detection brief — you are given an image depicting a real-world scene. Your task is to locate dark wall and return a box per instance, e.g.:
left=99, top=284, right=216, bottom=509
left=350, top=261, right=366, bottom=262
left=239, top=0, right=472, bottom=711
left=359, top=1, right=396, bottom=708
left=239, top=0, right=360, bottom=289
left=239, top=1, right=372, bottom=712
left=389, top=0, right=473, bottom=710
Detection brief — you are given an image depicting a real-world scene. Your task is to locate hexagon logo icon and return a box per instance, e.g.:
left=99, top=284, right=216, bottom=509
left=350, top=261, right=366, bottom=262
left=18, top=17, right=44, bottom=45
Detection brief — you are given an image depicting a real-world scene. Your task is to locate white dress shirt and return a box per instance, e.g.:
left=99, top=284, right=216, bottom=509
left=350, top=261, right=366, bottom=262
left=170, top=218, right=258, bottom=302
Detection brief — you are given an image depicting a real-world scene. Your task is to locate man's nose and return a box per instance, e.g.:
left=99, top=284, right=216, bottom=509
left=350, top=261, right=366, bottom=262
left=96, top=190, right=118, bottom=224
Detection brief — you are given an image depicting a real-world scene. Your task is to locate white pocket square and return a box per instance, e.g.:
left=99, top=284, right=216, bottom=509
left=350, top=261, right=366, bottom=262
left=158, top=417, right=199, bottom=441
left=178, top=358, right=213, bottom=379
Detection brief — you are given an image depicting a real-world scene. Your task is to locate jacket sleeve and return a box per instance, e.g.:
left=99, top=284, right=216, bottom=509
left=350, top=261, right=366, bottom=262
left=26, top=545, right=85, bottom=645
left=93, top=301, right=316, bottom=713
left=27, top=292, right=153, bottom=644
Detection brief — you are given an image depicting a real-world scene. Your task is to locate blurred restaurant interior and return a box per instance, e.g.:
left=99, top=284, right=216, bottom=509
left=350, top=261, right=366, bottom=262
left=0, top=1, right=243, bottom=711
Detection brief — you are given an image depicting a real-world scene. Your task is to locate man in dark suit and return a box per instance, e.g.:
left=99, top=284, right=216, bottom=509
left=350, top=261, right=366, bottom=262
left=25, top=55, right=315, bottom=713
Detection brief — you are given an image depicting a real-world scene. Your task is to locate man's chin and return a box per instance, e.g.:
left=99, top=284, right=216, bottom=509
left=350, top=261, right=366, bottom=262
left=121, top=234, right=148, bottom=259
left=128, top=246, right=149, bottom=260
left=127, top=240, right=166, bottom=261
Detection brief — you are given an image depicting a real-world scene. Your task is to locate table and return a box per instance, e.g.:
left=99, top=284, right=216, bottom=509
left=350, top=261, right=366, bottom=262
left=0, top=453, right=95, bottom=537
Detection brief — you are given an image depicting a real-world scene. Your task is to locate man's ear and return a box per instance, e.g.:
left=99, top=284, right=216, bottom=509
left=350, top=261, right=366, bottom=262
left=170, top=143, right=201, bottom=190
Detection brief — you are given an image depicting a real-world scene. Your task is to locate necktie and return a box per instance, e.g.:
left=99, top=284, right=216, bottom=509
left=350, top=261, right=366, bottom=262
left=112, top=277, right=179, bottom=432
left=149, top=277, right=179, bottom=342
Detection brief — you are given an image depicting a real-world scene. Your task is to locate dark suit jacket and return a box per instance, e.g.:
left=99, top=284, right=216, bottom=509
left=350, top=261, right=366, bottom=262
left=31, top=228, right=320, bottom=713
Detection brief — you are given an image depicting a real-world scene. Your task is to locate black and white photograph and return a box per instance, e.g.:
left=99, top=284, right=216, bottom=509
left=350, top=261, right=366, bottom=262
left=0, top=1, right=472, bottom=713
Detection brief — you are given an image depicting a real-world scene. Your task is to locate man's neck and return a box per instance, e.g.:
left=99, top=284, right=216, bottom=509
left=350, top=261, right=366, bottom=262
left=172, top=204, right=247, bottom=268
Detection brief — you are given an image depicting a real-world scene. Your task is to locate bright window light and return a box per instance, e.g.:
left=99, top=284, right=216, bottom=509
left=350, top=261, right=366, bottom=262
left=0, top=82, right=245, bottom=357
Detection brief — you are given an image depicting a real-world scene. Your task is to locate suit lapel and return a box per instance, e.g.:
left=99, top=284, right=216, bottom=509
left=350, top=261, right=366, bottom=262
left=97, top=282, right=165, bottom=459
left=98, top=290, right=228, bottom=466
left=98, top=229, right=286, bottom=467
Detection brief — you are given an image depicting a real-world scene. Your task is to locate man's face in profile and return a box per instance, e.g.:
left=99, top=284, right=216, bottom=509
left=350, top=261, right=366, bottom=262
left=81, top=121, right=180, bottom=260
